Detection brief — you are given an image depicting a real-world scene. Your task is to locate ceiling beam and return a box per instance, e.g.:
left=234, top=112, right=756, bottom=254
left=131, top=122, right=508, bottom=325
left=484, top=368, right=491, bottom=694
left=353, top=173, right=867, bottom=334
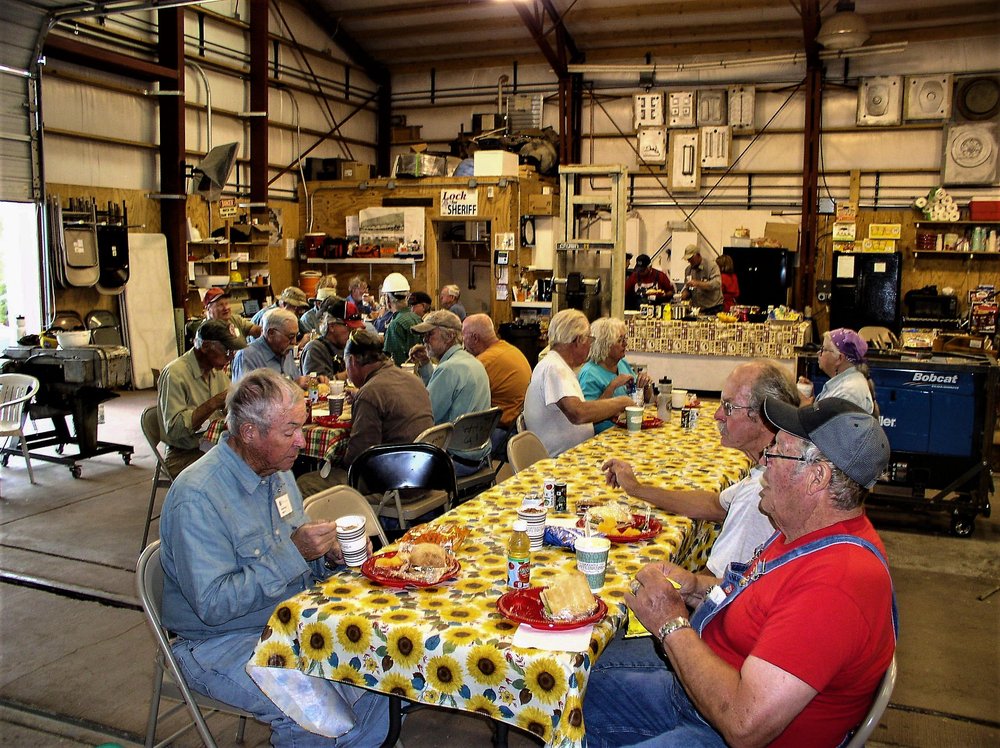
left=43, top=34, right=179, bottom=81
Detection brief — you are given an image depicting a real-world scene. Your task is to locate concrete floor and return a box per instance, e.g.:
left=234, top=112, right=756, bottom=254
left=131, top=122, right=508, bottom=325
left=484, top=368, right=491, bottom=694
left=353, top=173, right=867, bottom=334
left=0, top=389, right=997, bottom=747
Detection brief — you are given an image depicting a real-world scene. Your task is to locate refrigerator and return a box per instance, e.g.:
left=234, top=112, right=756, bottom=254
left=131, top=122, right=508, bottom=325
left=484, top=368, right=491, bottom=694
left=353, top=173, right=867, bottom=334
left=830, top=251, right=902, bottom=331
left=722, top=246, right=793, bottom=310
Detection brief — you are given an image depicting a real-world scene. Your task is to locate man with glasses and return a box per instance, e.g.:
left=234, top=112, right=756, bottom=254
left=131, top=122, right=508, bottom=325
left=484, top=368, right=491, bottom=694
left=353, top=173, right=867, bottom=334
left=158, top=319, right=240, bottom=475
left=603, top=360, right=799, bottom=577
left=585, top=397, right=894, bottom=747
left=232, top=308, right=314, bottom=389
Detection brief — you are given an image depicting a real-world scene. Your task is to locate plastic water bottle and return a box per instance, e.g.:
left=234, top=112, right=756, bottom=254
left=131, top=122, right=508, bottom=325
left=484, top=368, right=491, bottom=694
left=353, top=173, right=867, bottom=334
left=507, top=520, right=531, bottom=589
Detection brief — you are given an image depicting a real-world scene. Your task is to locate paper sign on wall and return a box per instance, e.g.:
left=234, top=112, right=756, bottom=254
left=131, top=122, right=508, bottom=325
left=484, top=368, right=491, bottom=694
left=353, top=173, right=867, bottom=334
left=440, top=188, right=478, bottom=217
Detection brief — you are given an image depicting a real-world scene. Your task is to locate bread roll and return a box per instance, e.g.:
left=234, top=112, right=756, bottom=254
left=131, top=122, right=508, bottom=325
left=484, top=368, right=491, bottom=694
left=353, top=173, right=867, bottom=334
left=409, top=543, right=448, bottom=568
left=540, top=571, right=597, bottom=621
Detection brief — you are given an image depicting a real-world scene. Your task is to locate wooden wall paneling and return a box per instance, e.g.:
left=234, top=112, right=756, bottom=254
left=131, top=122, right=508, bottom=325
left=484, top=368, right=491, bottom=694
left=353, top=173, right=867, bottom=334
left=811, top=209, right=996, bottom=335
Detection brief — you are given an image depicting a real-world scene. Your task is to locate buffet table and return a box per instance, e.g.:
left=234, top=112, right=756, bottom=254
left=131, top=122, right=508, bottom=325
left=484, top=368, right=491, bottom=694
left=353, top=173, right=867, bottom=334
left=626, top=317, right=811, bottom=392
left=246, top=404, right=752, bottom=747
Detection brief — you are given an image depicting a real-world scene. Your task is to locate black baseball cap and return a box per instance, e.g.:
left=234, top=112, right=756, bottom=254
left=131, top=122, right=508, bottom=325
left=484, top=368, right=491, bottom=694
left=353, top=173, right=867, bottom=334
left=196, top=319, right=243, bottom=351
left=635, top=254, right=651, bottom=269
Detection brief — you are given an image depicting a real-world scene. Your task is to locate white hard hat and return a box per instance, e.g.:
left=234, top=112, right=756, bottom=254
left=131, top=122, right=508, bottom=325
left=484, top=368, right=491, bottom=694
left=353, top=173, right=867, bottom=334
left=381, top=272, right=410, bottom=294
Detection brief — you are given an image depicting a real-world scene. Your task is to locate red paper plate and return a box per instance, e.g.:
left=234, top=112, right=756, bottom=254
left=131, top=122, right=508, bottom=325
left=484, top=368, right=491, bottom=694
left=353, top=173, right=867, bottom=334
left=361, top=552, right=460, bottom=588
left=313, top=414, right=351, bottom=429
left=576, top=514, right=662, bottom=544
left=614, top=415, right=664, bottom=430
left=497, top=587, right=608, bottom=630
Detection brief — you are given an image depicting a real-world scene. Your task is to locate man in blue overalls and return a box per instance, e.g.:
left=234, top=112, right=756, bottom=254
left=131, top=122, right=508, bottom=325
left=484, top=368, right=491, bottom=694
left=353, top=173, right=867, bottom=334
left=584, top=397, right=897, bottom=748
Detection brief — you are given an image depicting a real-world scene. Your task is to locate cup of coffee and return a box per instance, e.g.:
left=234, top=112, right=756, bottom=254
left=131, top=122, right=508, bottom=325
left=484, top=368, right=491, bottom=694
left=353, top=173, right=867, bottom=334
left=336, top=516, right=369, bottom=567
left=797, top=381, right=814, bottom=400
left=575, top=536, right=611, bottom=591
left=671, top=388, right=689, bottom=409
left=625, top=405, right=644, bottom=433
left=517, top=504, right=548, bottom=551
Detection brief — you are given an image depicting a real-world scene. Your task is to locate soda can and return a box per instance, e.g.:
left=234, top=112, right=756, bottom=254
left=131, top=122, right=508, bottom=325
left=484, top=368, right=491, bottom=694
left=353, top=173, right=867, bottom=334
left=542, top=478, right=555, bottom=508
left=554, top=482, right=568, bottom=513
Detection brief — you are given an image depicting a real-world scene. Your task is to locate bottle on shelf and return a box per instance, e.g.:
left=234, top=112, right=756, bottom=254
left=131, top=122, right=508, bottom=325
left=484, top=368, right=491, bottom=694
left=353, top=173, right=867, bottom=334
left=507, top=520, right=531, bottom=589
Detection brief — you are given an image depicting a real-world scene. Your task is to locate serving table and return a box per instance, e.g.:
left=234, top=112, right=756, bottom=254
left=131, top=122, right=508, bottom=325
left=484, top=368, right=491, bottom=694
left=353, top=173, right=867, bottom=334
left=626, top=317, right=811, bottom=391
left=247, top=404, right=752, bottom=746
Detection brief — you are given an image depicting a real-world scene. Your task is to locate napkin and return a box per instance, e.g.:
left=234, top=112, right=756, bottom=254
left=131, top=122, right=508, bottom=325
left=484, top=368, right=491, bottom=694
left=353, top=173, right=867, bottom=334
left=511, top=623, right=595, bottom=651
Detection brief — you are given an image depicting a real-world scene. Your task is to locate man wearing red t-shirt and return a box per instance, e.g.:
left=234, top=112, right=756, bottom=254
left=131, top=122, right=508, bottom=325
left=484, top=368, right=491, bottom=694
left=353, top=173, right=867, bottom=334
left=584, top=397, right=895, bottom=747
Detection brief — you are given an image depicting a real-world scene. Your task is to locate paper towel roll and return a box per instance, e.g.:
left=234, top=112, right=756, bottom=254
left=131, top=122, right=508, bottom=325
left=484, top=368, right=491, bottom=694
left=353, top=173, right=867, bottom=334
left=915, top=196, right=928, bottom=208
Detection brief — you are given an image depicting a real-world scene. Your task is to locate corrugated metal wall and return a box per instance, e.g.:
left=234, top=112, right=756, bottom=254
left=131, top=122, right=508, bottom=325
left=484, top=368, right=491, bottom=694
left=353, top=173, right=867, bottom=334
left=0, top=2, right=48, bottom=203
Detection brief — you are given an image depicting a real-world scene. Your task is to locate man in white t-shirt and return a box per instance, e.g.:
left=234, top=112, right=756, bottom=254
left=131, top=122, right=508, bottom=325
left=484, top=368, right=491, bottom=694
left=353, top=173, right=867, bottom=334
left=523, top=309, right=633, bottom=456
left=602, top=360, right=800, bottom=576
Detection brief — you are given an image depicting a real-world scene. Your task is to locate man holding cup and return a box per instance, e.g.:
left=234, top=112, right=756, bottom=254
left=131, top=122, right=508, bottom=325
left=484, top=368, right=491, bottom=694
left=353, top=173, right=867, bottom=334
left=159, top=369, right=388, bottom=746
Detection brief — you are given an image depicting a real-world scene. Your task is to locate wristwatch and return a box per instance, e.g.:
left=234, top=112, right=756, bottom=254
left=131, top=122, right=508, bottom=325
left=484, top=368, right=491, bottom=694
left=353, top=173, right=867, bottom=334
left=657, top=616, right=692, bottom=643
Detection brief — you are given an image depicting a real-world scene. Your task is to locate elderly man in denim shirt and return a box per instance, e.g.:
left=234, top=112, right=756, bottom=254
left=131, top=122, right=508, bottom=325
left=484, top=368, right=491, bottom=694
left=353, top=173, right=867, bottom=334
left=160, top=369, right=388, bottom=746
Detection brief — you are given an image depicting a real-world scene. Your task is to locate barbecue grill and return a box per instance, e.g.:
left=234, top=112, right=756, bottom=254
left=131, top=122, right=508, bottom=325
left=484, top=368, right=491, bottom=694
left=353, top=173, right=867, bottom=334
left=1, top=344, right=134, bottom=478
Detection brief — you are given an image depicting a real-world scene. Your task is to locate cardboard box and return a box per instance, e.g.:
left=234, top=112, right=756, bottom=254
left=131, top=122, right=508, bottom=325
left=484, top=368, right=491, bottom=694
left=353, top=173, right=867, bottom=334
left=764, top=222, right=800, bottom=250
left=391, top=125, right=422, bottom=142
left=861, top=238, right=897, bottom=252
left=338, top=161, right=369, bottom=181
left=527, top=194, right=556, bottom=215
left=474, top=150, right=520, bottom=177
left=868, top=223, right=902, bottom=239
left=832, top=221, right=857, bottom=241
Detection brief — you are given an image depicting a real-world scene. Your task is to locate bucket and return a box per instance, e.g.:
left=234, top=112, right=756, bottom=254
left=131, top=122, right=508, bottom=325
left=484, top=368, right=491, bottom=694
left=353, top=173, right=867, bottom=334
left=299, top=271, right=322, bottom=298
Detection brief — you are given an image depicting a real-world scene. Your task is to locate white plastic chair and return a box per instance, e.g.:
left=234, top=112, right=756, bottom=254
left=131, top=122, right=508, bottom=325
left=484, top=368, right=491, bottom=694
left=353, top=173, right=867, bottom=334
left=136, top=541, right=251, bottom=748
left=0, top=373, right=40, bottom=484
left=139, top=406, right=174, bottom=555
left=843, top=655, right=897, bottom=747
left=303, top=485, right=390, bottom=546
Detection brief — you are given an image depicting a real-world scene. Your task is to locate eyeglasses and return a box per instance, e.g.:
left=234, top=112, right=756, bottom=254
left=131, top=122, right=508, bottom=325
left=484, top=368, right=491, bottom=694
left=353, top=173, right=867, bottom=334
left=720, top=399, right=752, bottom=417
left=819, top=346, right=839, bottom=355
left=761, top=450, right=809, bottom=465
left=269, top=329, right=297, bottom=342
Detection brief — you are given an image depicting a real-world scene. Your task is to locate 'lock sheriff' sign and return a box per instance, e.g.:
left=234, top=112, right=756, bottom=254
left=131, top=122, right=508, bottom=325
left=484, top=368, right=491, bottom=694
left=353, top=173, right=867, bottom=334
left=440, top=188, right=478, bottom=217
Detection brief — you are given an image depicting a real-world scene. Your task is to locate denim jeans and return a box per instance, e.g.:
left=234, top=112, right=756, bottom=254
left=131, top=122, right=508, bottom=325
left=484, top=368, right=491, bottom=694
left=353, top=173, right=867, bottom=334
left=583, top=633, right=726, bottom=748
left=172, top=632, right=389, bottom=747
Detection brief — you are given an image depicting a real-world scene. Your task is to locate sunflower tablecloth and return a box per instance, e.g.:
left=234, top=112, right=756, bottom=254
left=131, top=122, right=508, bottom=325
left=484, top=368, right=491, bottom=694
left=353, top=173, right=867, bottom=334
left=247, top=403, right=752, bottom=747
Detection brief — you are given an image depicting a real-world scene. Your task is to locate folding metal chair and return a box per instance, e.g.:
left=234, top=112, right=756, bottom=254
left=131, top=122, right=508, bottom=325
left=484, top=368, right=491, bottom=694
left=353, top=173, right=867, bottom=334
left=348, top=443, right=458, bottom=530
left=843, top=655, right=897, bottom=748
left=506, top=430, right=549, bottom=474
left=136, top=542, right=251, bottom=748
left=139, top=406, right=174, bottom=555
left=449, top=407, right=502, bottom=499
left=304, top=484, right=390, bottom=546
